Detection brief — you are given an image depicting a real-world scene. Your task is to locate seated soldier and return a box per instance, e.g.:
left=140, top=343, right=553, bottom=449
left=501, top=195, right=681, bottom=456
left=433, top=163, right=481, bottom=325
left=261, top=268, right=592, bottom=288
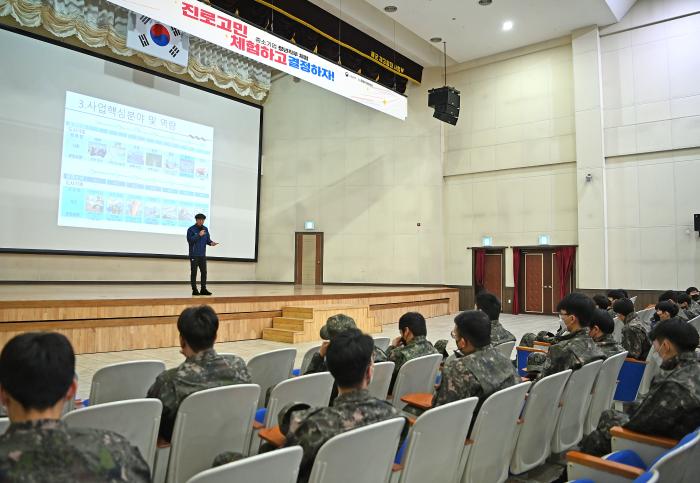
left=613, top=298, right=651, bottom=361
left=677, top=292, right=699, bottom=320
left=0, top=332, right=150, bottom=481
left=686, top=286, right=700, bottom=312
left=147, top=305, right=251, bottom=443
left=283, top=329, right=403, bottom=483
left=385, top=312, right=439, bottom=393
left=433, top=310, right=519, bottom=413
left=593, top=294, right=612, bottom=312
left=532, top=293, right=605, bottom=379
left=476, top=291, right=516, bottom=346
left=304, top=314, right=386, bottom=375
left=590, top=308, right=625, bottom=358
left=650, top=290, right=681, bottom=326
left=653, top=300, right=680, bottom=326
left=580, top=319, right=700, bottom=456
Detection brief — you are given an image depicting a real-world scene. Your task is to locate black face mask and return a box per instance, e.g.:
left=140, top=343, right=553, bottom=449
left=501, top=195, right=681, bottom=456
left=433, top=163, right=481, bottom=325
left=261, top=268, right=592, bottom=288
left=692, top=294, right=699, bottom=301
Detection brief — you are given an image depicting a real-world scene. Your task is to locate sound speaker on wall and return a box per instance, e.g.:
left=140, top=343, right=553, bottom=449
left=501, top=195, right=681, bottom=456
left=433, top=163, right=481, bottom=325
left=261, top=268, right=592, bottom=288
left=428, top=86, right=460, bottom=125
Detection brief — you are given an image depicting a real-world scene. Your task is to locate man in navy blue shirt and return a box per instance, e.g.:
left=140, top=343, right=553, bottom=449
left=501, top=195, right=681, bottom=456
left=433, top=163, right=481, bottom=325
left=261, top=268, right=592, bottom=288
left=187, top=213, right=218, bottom=296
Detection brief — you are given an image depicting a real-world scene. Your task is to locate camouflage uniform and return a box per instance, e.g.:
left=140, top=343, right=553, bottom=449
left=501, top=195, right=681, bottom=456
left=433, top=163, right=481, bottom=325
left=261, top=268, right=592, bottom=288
left=433, top=345, right=520, bottom=413
left=681, top=306, right=699, bottom=321
left=0, top=419, right=150, bottom=482
left=490, top=319, right=516, bottom=346
left=620, top=312, right=651, bottom=360
left=593, top=333, right=626, bottom=359
left=386, top=335, right=438, bottom=392
left=283, top=388, right=403, bottom=483
left=580, top=351, right=700, bottom=456
left=147, top=348, right=251, bottom=441
left=539, top=328, right=605, bottom=378
left=519, top=328, right=564, bottom=348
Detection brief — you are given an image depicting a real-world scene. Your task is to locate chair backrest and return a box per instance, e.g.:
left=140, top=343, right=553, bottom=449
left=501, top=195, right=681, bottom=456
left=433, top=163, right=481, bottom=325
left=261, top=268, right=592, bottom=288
left=308, top=418, right=405, bottom=483
left=460, top=381, right=531, bottom=483
left=515, top=346, right=547, bottom=377
left=247, top=348, right=296, bottom=408
left=0, top=418, right=9, bottom=434
left=613, top=318, right=624, bottom=343
left=689, top=315, right=700, bottom=332
left=613, top=358, right=647, bottom=402
left=398, top=397, right=478, bottom=483
left=494, top=341, right=516, bottom=359
left=166, top=384, right=260, bottom=483
left=62, top=398, right=162, bottom=474
left=550, top=360, right=603, bottom=453
left=585, top=351, right=628, bottom=435
left=367, top=361, right=395, bottom=400
left=264, top=372, right=334, bottom=427
left=185, top=446, right=303, bottom=483
left=88, top=360, right=166, bottom=406
left=390, top=354, right=442, bottom=410
left=300, top=345, right=322, bottom=374
left=637, top=307, right=655, bottom=325
left=630, top=296, right=637, bottom=306
left=650, top=429, right=700, bottom=483
left=638, top=346, right=660, bottom=396
left=510, top=370, right=572, bottom=475
left=373, top=337, right=391, bottom=353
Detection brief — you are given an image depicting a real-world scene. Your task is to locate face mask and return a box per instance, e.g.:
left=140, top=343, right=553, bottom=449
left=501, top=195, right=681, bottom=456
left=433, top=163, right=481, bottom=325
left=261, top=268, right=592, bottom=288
left=651, top=351, right=663, bottom=366
left=692, top=294, right=699, bottom=301
left=559, top=316, right=568, bottom=332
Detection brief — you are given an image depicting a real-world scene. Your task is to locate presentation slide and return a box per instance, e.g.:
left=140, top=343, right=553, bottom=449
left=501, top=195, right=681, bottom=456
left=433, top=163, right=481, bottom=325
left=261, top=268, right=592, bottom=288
left=58, top=92, right=214, bottom=235
left=0, top=28, right=262, bottom=260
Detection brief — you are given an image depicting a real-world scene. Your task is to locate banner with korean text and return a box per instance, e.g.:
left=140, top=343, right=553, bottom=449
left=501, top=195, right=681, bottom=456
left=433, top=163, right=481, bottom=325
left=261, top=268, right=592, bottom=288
left=106, top=0, right=408, bottom=120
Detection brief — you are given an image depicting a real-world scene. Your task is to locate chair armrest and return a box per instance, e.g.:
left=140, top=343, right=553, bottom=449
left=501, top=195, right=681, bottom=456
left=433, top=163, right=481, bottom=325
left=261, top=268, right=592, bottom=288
left=610, top=426, right=677, bottom=467
left=610, top=427, right=677, bottom=449
left=624, top=358, right=647, bottom=365
left=516, top=346, right=547, bottom=353
left=400, top=392, right=433, bottom=410
left=156, top=437, right=171, bottom=449
left=252, top=421, right=265, bottom=430
left=258, top=425, right=286, bottom=448
left=566, top=450, right=644, bottom=480
left=392, top=464, right=403, bottom=473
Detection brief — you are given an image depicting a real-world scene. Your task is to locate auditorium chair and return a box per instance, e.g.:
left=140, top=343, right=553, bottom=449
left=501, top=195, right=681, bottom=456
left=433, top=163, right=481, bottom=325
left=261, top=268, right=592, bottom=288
left=391, top=397, right=478, bottom=483
left=373, top=336, right=391, bottom=353
left=516, top=345, right=547, bottom=377
left=585, top=351, right=628, bottom=435
left=246, top=348, right=296, bottom=408
left=457, top=381, right=531, bottom=483
left=636, top=308, right=655, bottom=327
left=63, top=399, right=162, bottom=475
left=494, top=340, right=516, bottom=359
left=613, top=358, right=647, bottom=402
left=567, top=427, right=700, bottom=483
left=367, top=361, right=395, bottom=400
left=0, top=417, right=8, bottom=434
left=388, top=354, right=442, bottom=411
left=637, top=347, right=660, bottom=397
left=510, top=370, right=572, bottom=475
left=185, top=446, right=303, bottom=483
left=689, top=314, right=700, bottom=332
left=293, top=344, right=322, bottom=376
left=307, top=418, right=405, bottom=483
left=159, top=384, right=260, bottom=483
left=550, top=360, right=603, bottom=453
left=88, top=360, right=166, bottom=406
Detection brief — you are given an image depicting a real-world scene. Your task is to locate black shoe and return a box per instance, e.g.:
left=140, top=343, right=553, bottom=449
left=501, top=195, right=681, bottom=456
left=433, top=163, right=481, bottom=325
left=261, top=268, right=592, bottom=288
left=192, top=288, right=200, bottom=296
left=200, top=288, right=212, bottom=296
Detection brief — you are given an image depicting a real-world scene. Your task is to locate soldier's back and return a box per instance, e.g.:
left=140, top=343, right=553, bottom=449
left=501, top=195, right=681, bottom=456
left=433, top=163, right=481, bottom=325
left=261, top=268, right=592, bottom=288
left=0, top=420, right=150, bottom=483
left=490, top=320, right=516, bottom=346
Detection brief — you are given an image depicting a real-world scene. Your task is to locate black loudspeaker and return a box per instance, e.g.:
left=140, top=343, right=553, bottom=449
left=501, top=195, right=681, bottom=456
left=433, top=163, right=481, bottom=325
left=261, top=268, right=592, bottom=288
left=694, top=213, right=700, bottom=232
left=428, top=86, right=460, bottom=125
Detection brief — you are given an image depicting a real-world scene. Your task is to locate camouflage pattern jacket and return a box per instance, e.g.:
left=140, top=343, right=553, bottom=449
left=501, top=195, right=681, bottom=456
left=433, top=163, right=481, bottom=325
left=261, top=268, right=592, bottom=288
left=386, top=336, right=438, bottom=392
left=0, top=419, right=150, bottom=482
left=147, top=348, right=251, bottom=441
left=540, top=328, right=605, bottom=378
left=283, top=389, right=402, bottom=483
left=433, top=345, right=519, bottom=412
left=620, top=313, right=651, bottom=361
left=490, top=320, right=516, bottom=346
left=594, top=333, right=626, bottom=359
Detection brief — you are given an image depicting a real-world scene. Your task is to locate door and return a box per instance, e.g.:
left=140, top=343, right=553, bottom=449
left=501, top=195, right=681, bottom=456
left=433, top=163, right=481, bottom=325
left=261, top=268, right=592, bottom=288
left=473, top=249, right=504, bottom=302
left=521, top=248, right=575, bottom=314
left=295, top=232, right=323, bottom=285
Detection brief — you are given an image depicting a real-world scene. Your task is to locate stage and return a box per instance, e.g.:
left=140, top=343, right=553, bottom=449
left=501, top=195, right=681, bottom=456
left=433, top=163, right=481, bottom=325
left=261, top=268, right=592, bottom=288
left=0, top=284, right=459, bottom=354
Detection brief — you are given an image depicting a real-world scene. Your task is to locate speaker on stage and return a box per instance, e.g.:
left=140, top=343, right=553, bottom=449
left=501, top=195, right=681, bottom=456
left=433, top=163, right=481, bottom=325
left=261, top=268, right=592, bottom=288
left=428, top=86, right=460, bottom=125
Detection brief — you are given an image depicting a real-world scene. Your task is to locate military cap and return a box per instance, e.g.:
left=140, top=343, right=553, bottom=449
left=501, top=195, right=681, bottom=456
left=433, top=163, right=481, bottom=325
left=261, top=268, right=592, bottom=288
left=526, top=352, right=547, bottom=373
left=320, top=314, right=357, bottom=340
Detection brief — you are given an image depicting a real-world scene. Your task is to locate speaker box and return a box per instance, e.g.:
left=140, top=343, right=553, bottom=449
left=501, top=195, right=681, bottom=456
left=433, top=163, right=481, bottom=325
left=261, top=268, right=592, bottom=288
left=434, top=103, right=459, bottom=117
left=428, top=86, right=460, bottom=108
left=695, top=213, right=700, bottom=232
left=433, top=109, right=459, bottom=125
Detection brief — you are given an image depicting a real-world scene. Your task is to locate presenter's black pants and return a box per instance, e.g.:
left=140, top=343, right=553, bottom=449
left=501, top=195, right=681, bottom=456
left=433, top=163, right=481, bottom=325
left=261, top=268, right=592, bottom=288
left=190, top=256, right=207, bottom=288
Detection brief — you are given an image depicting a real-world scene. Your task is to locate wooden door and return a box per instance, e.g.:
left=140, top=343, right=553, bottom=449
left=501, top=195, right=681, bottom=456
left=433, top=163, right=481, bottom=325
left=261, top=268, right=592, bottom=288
left=484, top=253, right=503, bottom=301
left=294, top=233, right=323, bottom=285
left=522, top=248, right=575, bottom=314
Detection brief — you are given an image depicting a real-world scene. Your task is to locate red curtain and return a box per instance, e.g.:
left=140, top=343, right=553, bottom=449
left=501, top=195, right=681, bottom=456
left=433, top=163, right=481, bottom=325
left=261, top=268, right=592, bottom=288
left=555, top=246, right=576, bottom=300
left=474, top=249, right=486, bottom=289
left=512, top=248, right=521, bottom=314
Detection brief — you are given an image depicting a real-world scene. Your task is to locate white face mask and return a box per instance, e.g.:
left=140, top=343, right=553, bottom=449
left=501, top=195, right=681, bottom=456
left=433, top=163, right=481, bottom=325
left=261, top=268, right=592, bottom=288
left=559, top=316, right=568, bottom=332
left=651, top=350, right=663, bottom=366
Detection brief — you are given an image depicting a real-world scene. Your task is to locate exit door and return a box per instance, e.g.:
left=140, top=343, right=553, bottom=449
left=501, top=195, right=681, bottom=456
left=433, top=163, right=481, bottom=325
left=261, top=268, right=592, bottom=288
left=294, top=232, right=323, bottom=285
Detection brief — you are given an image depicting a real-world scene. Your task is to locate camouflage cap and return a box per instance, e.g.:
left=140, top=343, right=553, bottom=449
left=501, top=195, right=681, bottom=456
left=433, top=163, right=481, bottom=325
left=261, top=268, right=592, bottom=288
left=519, top=333, right=536, bottom=348
left=320, top=314, right=357, bottom=340
left=526, top=352, right=547, bottom=373
left=434, top=339, right=449, bottom=358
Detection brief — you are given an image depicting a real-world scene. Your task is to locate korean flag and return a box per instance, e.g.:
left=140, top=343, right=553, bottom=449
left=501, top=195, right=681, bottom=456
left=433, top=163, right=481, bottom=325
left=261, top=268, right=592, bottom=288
left=127, top=12, right=190, bottom=67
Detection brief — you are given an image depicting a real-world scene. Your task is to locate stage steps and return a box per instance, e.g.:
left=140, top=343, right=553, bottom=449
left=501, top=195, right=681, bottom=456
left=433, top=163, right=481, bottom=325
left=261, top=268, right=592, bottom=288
left=262, top=304, right=382, bottom=344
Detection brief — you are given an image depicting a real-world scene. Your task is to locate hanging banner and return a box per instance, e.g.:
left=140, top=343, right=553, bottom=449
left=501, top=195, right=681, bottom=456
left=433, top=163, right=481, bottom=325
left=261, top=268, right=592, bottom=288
left=106, top=0, right=408, bottom=120
left=126, top=13, right=190, bottom=67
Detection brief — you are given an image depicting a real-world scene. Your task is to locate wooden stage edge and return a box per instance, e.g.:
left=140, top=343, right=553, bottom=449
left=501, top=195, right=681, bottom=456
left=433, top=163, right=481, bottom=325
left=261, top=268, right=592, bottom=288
left=0, top=285, right=459, bottom=354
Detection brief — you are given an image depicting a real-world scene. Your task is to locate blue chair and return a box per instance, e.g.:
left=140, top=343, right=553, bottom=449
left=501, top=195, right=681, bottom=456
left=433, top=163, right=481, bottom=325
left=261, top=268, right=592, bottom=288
left=613, top=358, right=647, bottom=402
left=515, top=346, right=546, bottom=377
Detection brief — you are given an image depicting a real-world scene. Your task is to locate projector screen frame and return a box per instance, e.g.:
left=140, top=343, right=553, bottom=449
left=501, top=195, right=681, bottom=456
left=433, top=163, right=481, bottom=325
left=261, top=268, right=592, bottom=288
left=0, top=24, right=263, bottom=263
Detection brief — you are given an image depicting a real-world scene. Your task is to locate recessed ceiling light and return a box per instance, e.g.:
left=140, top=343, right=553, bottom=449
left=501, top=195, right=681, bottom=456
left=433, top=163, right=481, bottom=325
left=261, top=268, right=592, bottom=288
left=430, top=37, right=442, bottom=43
left=502, top=20, right=514, bottom=31
left=384, top=5, right=398, bottom=13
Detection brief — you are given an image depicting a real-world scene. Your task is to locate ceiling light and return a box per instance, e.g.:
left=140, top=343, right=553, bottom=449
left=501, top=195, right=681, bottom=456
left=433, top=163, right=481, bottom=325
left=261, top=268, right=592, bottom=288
left=384, top=5, right=398, bottom=13
left=502, top=20, right=513, bottom=31
left=430, top=37, right=442, bottom=43
left=479, top=0, right=492, bottom=5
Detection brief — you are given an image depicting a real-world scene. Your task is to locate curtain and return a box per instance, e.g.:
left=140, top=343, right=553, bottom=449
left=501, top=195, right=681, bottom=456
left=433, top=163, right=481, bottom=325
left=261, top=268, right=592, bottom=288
left=0, top=0, right=271, bottom=100
left=474, top=249, right=486, bottom=291
left=555, top=246, right=576, bottom=300
left=512, top=248, right=521, bottom=315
